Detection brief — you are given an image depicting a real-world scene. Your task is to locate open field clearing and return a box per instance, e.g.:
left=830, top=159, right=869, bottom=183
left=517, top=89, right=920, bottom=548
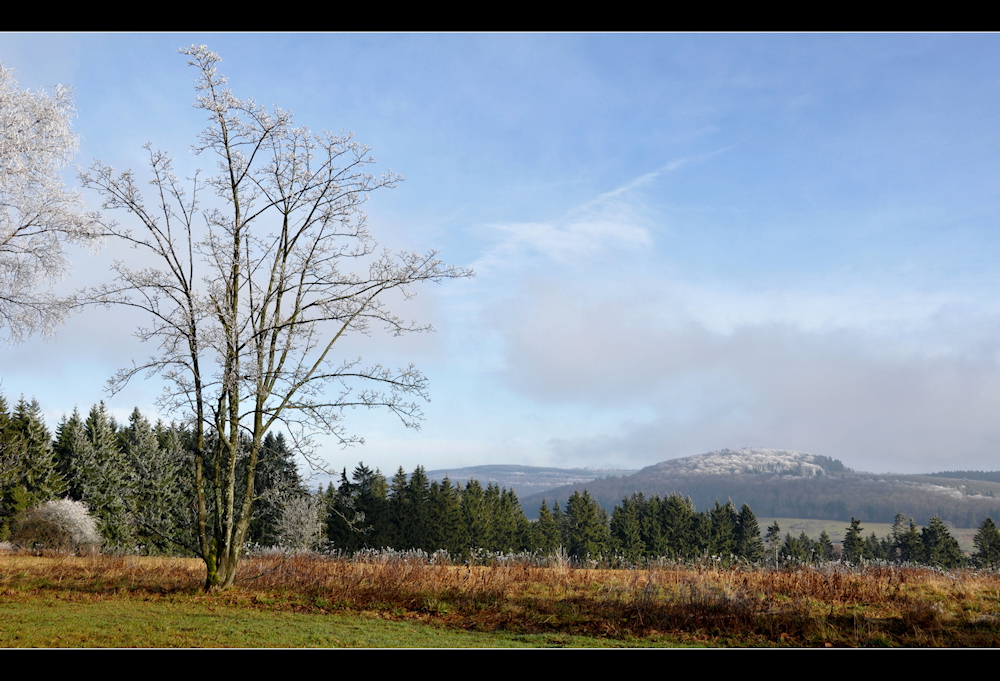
left=3, top=553, right=1000, bottom=647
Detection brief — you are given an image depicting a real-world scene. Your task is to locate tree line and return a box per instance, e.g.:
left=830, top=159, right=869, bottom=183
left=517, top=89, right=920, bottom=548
left=0, top=395, right=309, bottom=555
left=6, top=392, right=1000, bottom=570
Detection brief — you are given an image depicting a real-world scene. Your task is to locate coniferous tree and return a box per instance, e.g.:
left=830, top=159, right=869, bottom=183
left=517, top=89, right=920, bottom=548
left=973, top=517, right=1000, bottom=568
left=324, top=472, right=357, bottom=551
left=842, top=518, right=864, bottom=564
left=387, top=466, right=410, bottom=549
left=123, top=410, right=195, bottom=554
left=896, top=518, right=922, bottom=564
left=765, top=520, right=782, bottom=559
left=816, top=530, right=835, bottom=561
left=551, top=500, right=565, bottom=549
left=661, top=494, right=697, bottom=559
left=64, top=402, right=133, bottom=551
left=708, top=499, right=739, bottom=558
left=534, top=499, right=561, bottom=554
left=563, top=490, right=610, bottom=559
left=462, top=479, right=494, bottom=551
left=429, top=476, right=467, bottom=556
left=0, top=397, right=64, bottom=539
left=864, top=531, right=887, bottom=562
left=735, top=503, right=765, bottom=563
left=921, top=516, right=965, bottom=569
left=640, top=495, right=667, bottom=557
left=495, top=487, right=529, bottom=552
left=404, top=465, right=432, bottom=551
left=611, top=493, right=645, bottom=563
left=248, top=432, right=306, bottom=548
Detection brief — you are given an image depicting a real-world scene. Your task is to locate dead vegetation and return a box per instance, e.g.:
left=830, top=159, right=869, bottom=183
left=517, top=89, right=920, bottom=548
left=3, top=551, right=1000, bottom=646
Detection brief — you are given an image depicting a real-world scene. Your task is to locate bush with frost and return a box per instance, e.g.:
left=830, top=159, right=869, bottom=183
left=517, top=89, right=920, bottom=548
left=11, top=499, right=101, bottom=553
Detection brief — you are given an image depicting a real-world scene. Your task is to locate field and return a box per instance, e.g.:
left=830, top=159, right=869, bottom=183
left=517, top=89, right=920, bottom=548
left=3, top=552, right=1000, bottom=647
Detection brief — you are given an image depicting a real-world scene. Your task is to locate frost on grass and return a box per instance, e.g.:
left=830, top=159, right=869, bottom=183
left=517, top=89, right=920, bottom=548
left=11, top=499, right=101, bottom=553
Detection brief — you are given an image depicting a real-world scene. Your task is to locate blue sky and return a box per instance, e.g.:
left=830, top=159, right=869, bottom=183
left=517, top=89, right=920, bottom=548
left=3, top=33, right=1000, bottom=477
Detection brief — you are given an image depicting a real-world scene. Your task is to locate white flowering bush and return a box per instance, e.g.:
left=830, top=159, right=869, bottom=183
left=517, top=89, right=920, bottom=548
left=11, top=499, right=101, bottom=553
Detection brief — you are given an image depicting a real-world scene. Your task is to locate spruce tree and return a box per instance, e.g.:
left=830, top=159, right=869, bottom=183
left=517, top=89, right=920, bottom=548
left=921, top=516, right=965, bottom=569
left=610, top=493, right=644, bottom=563
left=429, top=476, right=467, bottom=557
left=0, top=397, right=64, bottom=539
left=62, top=403, right=134, bottom=551
left=410, top=466, right=434, bottom=549
left=708, top=499, right=738, bottom=559
left=563, top=490, right=610, bottom=560
left=324, top=471, right=358, bottom=551
left=973, top=517, right=1000, bottom=568
left=534, top=499, right=561, bottom=554
left=249, top=432, right=305, bottom=548
left=842, top=518, right=864, bottom=564
left=817, top=530, right=835, bottom=561
left=462, top=479, right=494, bottom=551
left=661, top=494, right=696, bottom=559
left=123, top=410, right=195, bottom=554
left=735, top=503, right=765, bottom=563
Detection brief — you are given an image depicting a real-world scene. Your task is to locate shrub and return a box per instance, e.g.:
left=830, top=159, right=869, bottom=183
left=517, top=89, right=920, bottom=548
left=11, top=499, right=101, bottom=553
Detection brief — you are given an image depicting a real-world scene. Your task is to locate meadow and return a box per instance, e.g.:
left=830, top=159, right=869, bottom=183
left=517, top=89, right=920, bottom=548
left=2, top=552, right=1000, bottom=647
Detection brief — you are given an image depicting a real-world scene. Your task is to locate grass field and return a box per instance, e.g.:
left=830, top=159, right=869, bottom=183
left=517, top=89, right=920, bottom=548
left=3, top=552, right=1000, bottom=647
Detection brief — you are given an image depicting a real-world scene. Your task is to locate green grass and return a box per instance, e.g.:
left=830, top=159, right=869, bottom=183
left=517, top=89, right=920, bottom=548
left=0, top=593, right=697, bottom=648
left=7, top=553, right=1000, bottom=647
left=760, top=517, right=979, bottom=553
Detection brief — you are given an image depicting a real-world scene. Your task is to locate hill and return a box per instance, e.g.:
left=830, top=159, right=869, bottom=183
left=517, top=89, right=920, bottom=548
left=517, top=449, right=1000, bottom=527
left=424, top=464, right=638, bottom=499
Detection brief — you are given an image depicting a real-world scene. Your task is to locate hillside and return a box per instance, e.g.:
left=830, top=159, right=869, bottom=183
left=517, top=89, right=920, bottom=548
left=424, top=464, right=638, bottom=499
left=518, top=449, right=1000, bottom=527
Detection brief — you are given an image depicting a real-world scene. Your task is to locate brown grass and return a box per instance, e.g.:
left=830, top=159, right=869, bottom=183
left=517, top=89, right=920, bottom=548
left=3, top=552, right=1000, bottom=646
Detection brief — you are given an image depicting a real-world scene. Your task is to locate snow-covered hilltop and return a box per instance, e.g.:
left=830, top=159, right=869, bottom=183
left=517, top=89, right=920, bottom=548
left=644, top=448, right=831, bottom=478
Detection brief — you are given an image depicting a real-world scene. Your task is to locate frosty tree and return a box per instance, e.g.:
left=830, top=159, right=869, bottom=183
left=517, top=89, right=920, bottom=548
left=81, top=46, right=472, bottom=590
left=0, top=65, right=98, bottom=343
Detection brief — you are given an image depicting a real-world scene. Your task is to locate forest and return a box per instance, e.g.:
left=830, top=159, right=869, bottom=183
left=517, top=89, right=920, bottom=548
left=4, top=393, right=1000, bottom=573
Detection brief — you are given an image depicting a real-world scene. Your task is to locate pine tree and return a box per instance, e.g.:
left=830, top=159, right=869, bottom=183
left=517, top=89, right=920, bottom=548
left=639, top=495, right=667, bottom=557
left=324, top=471, right=357, bottom=551
left=708, top=499, right=739, bottom=559
left=816, top=530, right=835, bottom=561
left=126, top=415, right=195, bottom=555
left=896, top=518, right=922, bottom=564
left=534, top=499, right=561, bottom=554
left=973, top=517, right=1000, bottom=569
left=429, top=476, right=467, bottom=557
left=62, top=402, right=134, bottom=551
left=0, top=397, right=64, bottom=539
left=399, top=465, right=432, bottom=551
left=387, top=466, right=410, bottom=549
left=563, top=490, right=610, bottom=560
left=764, top=519, right=782, bottom=564
left=494, top=487, right=529, bottom=552
left=661, top=494, right=697, bottom=559
left=735, top=503, right=765, bottom=563
left=352, top=463, right=390, bottom=549
left=921, top=516, right=965, bottom=569
left=610, top=493, right=645, bottom=563
left=462, top=479, right=494, bottom=551
left=248, top=432, right=305, bottom=548
left=843, top=518, right=864, bottom=564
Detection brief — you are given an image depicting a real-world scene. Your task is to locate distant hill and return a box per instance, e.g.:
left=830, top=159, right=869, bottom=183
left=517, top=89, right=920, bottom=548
left=424, top=464, right=638, bottom=499
left=516, top=449, right=1000, bottom=527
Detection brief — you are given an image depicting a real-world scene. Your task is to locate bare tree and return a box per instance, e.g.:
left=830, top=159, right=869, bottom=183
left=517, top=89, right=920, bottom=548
left=81, top=46, right=472, bottom=589
left=0, top=65, right=98, bottom=343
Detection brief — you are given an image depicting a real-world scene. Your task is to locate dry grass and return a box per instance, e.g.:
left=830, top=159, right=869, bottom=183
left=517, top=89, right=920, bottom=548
left=3, top=551, right=1000, bottom=646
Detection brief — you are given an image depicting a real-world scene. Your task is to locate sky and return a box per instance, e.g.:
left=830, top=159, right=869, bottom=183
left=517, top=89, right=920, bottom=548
left=2, top=33, right=1000, bottom=478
